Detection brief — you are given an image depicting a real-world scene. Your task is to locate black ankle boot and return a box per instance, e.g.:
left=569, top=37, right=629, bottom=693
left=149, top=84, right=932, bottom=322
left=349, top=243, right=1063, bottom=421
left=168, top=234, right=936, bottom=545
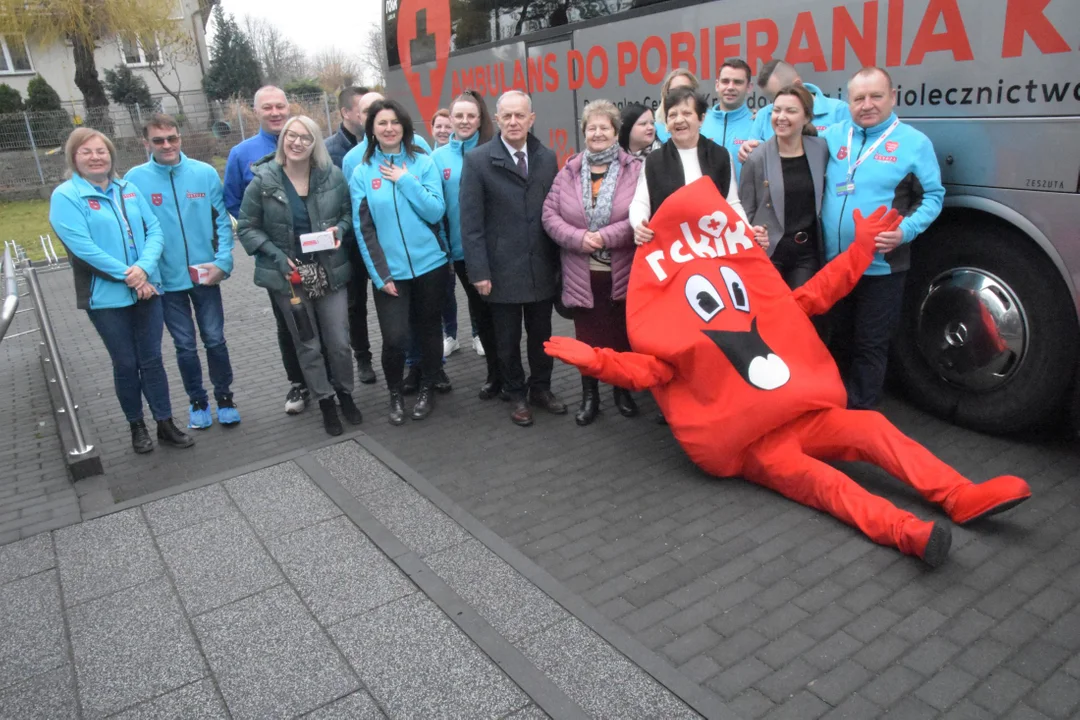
left=575, top=377, right=600, bottom=426
left=337, top=391, right=363, bottom=425
left=319, top=398, right=343, bottom=436
left=130, top=420, right=153, bottom=453
left=411, top=383, right=435, bottom=420
left=613, top=387, right=639, bottom=418
left=388, top=389, right=406, bottom=426
left=156, top=418, right=195, bottom=448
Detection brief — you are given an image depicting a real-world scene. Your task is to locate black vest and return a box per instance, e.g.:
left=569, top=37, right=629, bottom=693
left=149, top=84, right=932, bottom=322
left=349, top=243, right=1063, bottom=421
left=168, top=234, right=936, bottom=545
left=644, top=137, right=731, bottom=216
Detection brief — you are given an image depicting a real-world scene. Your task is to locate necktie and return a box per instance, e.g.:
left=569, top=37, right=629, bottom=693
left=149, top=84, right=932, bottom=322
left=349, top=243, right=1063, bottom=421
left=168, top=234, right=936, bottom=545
left=515, top=150, right=527, bottom=178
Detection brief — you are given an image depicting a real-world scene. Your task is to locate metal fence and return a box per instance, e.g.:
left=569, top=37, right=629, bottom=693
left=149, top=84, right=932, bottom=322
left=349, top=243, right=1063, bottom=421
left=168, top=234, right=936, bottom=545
left=0, top=89, right=344, bottom=190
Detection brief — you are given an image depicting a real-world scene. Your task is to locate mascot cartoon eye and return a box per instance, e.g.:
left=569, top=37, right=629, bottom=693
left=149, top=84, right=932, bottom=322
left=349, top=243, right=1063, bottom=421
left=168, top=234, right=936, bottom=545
left=685, top=274, right=725, bottom=322
left=720, top=267, right=750, bottom=313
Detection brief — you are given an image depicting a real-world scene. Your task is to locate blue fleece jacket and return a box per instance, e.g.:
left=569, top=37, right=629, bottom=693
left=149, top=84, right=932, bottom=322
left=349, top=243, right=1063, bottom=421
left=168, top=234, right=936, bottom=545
left=224, top=128, right=277, bottom=217
left=350, top=147, right=447, bottom=289
left=700, top=103, right=754, bottom=181
left=342, top=134, right=432, bottom=185
left=430, top=132, right=481, bottom=262
left=750, top=83, right=850, bottom=141
left=124, top=153, right=234, bottom=292
left=821, top=113, right=944, bottom=276
left=49, top=175, right=164, bottom=310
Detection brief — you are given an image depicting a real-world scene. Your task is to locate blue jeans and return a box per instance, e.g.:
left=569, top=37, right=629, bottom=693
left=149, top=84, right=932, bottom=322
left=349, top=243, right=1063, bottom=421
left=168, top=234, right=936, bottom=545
left=87, top=297, right=172, bottom=423
left=161, top=285, right=233, bottom=404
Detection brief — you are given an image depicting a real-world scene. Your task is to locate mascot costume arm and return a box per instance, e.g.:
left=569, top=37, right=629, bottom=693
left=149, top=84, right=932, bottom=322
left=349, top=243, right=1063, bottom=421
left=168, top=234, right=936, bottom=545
left=792, top=207, right=902, bottom=317
left=544, top=337, right=675, bottom=392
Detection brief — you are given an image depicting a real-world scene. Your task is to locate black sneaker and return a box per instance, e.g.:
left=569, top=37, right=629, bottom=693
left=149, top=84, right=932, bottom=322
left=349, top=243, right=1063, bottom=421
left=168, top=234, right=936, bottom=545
left=433, top=368, right=452, bottom=394
left=285, top=384, right=309, bottom=415
left=357, top=357, right=377, bottom=385
left=402, top=365, right=421, bottom=395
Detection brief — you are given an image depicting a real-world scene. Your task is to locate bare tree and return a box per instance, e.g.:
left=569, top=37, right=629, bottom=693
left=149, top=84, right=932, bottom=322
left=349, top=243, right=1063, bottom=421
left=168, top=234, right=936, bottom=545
left=359, top=24, right=387, bottom=89
left=243, top=16, right=308, bottom=86
left=146, top=35, right=200, bottom=116
left=310, top=47, right=361, bottom=95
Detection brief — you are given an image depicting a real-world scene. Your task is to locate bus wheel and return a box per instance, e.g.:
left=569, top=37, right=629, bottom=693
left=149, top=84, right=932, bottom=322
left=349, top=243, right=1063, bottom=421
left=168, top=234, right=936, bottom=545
left=891, top=217, right=1079, bottom=434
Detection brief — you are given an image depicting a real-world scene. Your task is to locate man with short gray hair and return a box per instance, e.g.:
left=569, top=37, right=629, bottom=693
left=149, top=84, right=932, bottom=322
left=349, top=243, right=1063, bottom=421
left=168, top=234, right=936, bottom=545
left=460, top=90, right=566, bottom=426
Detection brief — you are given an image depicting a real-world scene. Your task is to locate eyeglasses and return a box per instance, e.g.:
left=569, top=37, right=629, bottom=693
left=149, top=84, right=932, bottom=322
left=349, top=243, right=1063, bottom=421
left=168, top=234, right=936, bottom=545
left=150, top=135, right=180, bottom=145
left=284, top=130, right=314, bottom=147
left=76, top=148, right=110, bottom=158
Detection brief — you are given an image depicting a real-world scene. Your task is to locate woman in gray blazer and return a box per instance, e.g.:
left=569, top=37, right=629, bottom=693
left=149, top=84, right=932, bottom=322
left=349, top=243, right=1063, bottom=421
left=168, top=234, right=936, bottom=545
left=740, top=85, right=829, bottom=289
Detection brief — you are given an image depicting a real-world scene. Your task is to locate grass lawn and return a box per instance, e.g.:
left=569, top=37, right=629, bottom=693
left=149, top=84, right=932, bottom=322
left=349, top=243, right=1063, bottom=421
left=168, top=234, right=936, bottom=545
left=0, top=198, right=63, bottom=263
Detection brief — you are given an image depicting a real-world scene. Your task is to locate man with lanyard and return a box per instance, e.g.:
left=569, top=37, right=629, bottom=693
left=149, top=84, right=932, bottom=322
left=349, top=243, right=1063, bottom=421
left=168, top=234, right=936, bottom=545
left=738, top=59, right=849, bottom=163
left=126, top=113, right=239, bottom=429
left=700, top=58, right=755, bottom=181
left=820, top=66, right=944, bottom=409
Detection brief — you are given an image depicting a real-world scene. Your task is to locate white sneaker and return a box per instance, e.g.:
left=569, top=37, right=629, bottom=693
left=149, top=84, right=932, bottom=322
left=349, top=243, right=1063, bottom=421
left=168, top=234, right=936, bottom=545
left=443, top=335, right=460, bottom=356
left=473, top=336, right=485, bottom=356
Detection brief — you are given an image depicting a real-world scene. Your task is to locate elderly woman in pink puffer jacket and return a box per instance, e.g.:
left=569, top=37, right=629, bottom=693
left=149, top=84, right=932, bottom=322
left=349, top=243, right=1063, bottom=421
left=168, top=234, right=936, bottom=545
left=542, top=99, right=643, bottom=427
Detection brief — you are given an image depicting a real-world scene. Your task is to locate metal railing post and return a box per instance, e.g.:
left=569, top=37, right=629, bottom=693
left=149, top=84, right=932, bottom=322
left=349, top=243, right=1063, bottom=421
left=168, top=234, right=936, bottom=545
left=0, top=246, right=18, bottom=342
left=23, top=112, right=45, bottom=185
left=25, top=267, right=93, bottom=456
left=323, top=93, right=333, bottom=132
left=237, top=105, right=245, bottom=138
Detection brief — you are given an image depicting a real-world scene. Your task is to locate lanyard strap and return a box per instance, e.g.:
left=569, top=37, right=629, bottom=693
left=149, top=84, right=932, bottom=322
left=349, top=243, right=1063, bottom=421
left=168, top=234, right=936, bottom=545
left=846, top=118, right=900, bottom=178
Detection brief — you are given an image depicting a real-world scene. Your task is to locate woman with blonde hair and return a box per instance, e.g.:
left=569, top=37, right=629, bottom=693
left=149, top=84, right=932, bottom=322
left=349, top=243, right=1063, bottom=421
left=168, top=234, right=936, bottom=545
left=655, top=68, right=699, bottom=143
left=49, top=127, right=194, bottom=453
left=543, top=100, right=643, bottom=425
left=238, top=115, right=360, bottom=436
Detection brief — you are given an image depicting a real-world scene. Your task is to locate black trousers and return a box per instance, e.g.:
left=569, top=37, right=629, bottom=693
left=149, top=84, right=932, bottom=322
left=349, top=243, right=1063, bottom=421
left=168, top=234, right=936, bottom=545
left=490, top=298, right=555, bottom=399
left=827, top=271, right=907, bottom=410
left=269, top=289, right=305, bottom=386
left=771, top=235, right=821, bottom=290
left=454, top=260, right=499, bottom=381
left=347, top=242, right=372, bottom=363
left=373, top=265, right=446, bottom=390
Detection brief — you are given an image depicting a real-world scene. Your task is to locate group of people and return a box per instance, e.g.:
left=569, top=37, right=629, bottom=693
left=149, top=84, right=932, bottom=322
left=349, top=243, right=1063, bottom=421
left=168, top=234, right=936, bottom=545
left=47, top=57, right=943, bottom=452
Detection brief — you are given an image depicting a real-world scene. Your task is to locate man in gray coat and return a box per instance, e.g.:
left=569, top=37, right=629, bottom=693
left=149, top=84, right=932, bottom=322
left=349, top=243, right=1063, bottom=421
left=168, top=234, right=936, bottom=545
left=461, top=90, right=567, bottom=427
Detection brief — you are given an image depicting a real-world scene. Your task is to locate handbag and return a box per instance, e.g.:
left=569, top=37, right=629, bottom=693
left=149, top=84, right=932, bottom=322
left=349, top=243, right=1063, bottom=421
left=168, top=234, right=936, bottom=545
left=296, top=260, right=329, bottom=299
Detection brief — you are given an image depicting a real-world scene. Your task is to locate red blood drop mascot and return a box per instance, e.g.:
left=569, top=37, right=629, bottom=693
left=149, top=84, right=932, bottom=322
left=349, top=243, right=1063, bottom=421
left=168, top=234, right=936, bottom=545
left=546, top=178, right=1030, bottom=566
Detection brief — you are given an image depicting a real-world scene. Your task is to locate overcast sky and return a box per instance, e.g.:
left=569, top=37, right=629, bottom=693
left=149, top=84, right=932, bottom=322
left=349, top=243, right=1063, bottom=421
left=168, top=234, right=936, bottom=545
left=214, top=0, right=384, bottom=56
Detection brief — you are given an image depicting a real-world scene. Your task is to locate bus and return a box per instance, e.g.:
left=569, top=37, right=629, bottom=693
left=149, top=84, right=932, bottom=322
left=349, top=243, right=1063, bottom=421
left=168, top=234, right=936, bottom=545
left=383, top=0, right=1080, bottom=435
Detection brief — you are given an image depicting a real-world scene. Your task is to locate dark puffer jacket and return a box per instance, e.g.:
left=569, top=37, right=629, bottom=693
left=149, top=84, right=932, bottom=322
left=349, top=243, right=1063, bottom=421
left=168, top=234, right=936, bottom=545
left=237, top=155, right=352, bottom=294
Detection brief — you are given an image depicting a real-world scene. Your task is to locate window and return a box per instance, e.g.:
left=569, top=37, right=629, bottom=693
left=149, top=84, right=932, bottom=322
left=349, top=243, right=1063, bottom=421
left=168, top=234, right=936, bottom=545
left=120, top=35, right=160, bottom=66
left=0, top=35, right=33, bottom=75
left=385, top=0, right=637, bottom=67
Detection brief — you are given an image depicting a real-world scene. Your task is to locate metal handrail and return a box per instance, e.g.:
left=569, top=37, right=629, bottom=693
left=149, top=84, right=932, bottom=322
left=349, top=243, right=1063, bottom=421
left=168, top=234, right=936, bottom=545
left=25, top=266, right=93, bottom=457
left=0, top=245, right=18, bottom=342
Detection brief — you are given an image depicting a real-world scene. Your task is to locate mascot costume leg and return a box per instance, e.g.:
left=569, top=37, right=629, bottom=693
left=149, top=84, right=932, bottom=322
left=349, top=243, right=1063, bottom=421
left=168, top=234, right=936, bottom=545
left=546, top=178, right=1030, bottom=567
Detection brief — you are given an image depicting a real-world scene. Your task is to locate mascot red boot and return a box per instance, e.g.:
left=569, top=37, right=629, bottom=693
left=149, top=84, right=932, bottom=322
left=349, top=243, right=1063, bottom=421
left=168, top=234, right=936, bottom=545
left=546, top=178, right=1030, bottom=566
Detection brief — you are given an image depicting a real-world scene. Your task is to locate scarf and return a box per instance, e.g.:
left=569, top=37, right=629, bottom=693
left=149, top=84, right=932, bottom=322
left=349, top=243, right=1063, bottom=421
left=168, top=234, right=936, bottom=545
left=631, top=139, right=661, bottom=158
left=581, top=144, right=620, bottom=265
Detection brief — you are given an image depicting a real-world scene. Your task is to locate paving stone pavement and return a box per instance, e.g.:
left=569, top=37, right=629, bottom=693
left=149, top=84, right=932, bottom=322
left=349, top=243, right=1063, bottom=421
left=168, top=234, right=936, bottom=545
left=2, top=249, right=1079, bottom=717
left=0, top=442, right=707, bottom=719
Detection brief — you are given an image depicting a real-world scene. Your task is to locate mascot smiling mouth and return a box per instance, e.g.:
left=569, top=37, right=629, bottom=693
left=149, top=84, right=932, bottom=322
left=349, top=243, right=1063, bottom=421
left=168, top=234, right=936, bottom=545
left=703, top=318, right=790, bottom=391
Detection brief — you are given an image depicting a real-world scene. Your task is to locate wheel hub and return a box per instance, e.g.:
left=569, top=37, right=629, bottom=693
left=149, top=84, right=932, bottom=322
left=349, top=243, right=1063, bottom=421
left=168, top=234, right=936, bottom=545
left=915, top=268, right=1027, bottom=392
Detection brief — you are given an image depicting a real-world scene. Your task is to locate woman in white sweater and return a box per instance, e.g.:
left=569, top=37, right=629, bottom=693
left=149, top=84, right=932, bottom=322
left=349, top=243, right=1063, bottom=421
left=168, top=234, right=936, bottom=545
left=630, top=86, right=748, bottom=245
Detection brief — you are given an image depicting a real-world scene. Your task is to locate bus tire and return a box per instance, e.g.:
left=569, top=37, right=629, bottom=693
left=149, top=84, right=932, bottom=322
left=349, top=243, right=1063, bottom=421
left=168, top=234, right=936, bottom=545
left=890, top=217, right=1079, bottom=434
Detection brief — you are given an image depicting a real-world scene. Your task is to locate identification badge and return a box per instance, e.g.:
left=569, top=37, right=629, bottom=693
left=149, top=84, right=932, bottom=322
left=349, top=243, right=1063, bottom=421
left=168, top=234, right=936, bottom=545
left=836, top=181, right=855, bottom=197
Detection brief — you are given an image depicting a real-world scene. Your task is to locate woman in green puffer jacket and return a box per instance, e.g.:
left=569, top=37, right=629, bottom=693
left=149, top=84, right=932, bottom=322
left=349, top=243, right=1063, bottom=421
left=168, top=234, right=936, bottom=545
left=237, top=115, right=361, bottom=437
